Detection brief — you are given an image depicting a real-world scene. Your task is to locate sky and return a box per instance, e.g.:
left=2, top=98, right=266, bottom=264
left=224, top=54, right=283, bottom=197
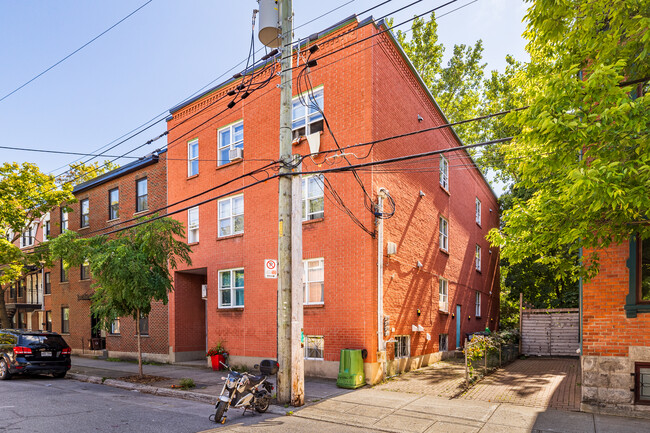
left=0, top=0, right=529, bottom=185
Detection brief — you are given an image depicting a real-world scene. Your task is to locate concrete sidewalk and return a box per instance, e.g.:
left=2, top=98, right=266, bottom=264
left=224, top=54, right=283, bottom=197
left=67, top=356, right=650, bottom=432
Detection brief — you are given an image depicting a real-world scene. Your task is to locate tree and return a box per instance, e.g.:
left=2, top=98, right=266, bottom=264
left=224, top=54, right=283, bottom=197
left=56, top=160, right=120, bottom=187
left=487, top=0, right=650, bottom=279
left=0, top=162, right=73, bottom=327
left=49, top=217, right=191, bottom=377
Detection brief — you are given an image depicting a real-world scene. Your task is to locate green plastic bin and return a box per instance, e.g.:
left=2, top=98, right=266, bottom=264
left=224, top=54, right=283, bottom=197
left=337, top=349, right=366, bottom=389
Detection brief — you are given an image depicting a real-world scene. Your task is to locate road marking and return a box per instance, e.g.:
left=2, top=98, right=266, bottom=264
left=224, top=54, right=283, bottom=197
left=0, top=406, right=16, bottom=409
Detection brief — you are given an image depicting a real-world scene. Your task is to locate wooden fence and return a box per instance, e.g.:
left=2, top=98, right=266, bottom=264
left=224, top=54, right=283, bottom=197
left=519, top=302, right=580, bottom=356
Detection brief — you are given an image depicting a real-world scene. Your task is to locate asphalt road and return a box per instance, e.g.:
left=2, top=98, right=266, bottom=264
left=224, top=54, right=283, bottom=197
left=0, top=375, right=280, bottom=433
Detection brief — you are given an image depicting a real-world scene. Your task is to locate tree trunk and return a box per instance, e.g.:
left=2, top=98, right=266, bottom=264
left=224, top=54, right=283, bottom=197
left=136, top=310, right=143, bottom=377
left=0, top=289, right=10, bottom=328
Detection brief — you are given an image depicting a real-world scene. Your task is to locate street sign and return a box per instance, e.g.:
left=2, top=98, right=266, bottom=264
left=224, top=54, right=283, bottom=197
left=264, top=259, right=278, bottom=279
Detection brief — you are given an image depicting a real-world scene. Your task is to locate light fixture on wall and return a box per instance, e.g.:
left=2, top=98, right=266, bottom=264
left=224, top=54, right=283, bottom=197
left=417, top=114, right=424, bottom=122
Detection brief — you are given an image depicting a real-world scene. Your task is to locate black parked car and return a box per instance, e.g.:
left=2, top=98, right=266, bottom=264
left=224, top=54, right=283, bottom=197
left=0, top=329, right=71, bottom=380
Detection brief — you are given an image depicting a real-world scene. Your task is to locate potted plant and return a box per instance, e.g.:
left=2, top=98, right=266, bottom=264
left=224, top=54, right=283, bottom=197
left=207, top=341, right=226, bottom=371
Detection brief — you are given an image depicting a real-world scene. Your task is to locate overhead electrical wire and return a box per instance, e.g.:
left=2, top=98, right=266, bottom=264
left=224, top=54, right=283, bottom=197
left=0, top=0, right=153, bottom=103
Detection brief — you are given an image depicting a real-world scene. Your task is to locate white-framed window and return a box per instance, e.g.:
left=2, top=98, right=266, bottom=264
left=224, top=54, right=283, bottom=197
left=20, top=224, right=35, bottom=248
left=302, top=174, right=324, bottom=221
left=111, top=318, right=120, bottom=335
left=440, top=155, right=449, bottom=190
left=218, top=195, right=244, bottom=237
left=188, top=207, right=199, bottom=244
left=80, top=260, right=90, bottom=281
left=476, top=244, right=481, bottom=272
left=109, top=188, right=119, bottom=220
left=43, top=213, right=51, bottom=241
left=475, top=291, right=482, bottom=318
left=292, top=87, right=324, bottom=140
left=439, top=278, right=448, bottom=312
left=439, top=216, right=448, bottom=252
left=394, top=335, right=410, bottom=358
left=61, top=209, right=68, bottom=232
left=219, top=268, right=244, bottom=308
left=188, top=138, right=199, bottom=177
left=475, top=197, right=481, bottom=225
left=304, top=335, right=324, bottom=360
left=80, top=198, right=90, bottom=227
left=136, top=178, right=148, bottom=212
left=218, top=120, right=244, bottom=165
left=304, top=258, right=324, bottom=305
left=439, top=334, right=448, bottom=352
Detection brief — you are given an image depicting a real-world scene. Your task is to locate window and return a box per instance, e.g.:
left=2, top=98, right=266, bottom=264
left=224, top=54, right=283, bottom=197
left=304, top=258, right=324, bottom=305
left=80, top=199, right=89, bottom=227
left=440, top=155, right=449, bottom=190
left=43, top=214, right=51, bottom=241
left=635, top=363, right=650, bottom=405
left=60, top=260, right=68, bottom=283
left=219, top=268, right=244, bottom=308
left=61, top=307, right=69, bottom=334
left=305, top=336, right=324, bottom=360
left=81, top=261, right=90, bottom=281
left=476, top=245, right=482, bottom=272
left=476, top=198, right=481, bottom=225
left=218, top=120, right=244, bottom=165
left=138, top=314, right=149, bottom=336
left=638, top=238, right=650, bottom=303
left=109, top=188, right=119, bottom=220
left=136, top=178, right=148, bottom=212
left=9, top=283, right=16, bottom=299
left=439, top=217, right=448, bottom=252
left=439, top=334, right=448, bottom=352
left=188, top=139, right=199, bottom=176
left=302, top=175, right=324, bottom=221
left=44, top=272, right=51, bottom=294
left=45, top=311, right=52, bottom=332
left=188, top=207, right=199, bottom=243
left=20, top=224, right=34, bottom=248
left=18, top=280, right=24, bottom=298
left=61, top=209, right=68, bottom=232
left=475, top=291, right=482, bottom=317
left=292, top=87, right=324, bottom=140
left=439, top=278, right=448, bottom=312
left=394, top=335, right=410, bottom=358
left=111, top=318, right=120, bottom=335
left=218, top=195, right=244, bottom=237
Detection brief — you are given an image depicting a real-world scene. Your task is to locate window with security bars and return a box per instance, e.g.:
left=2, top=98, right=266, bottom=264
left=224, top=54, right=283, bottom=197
left=304, top=336, right=324, bottom=360
left=394, top=335, right=410, bottom=358
left=636, top=363, right=650, bottom=405
left=439, top=334, right=448, bottom=352
left=302, top=175, right=324, bottom=220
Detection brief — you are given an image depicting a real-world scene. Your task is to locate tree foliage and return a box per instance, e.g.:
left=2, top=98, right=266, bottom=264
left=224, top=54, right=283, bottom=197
left=49, top=217, right=192, bottom=376
left=488, top=0, right=650, bottom=279
left=56, top=160, right=120, bottom=187
left=0, top=162, right=73, bottom=327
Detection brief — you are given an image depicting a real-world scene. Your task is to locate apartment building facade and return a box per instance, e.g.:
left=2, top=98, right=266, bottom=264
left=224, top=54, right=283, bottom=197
left=164, top=16, right=499, bottom=383
left=42, top=151, right=169, bottom=360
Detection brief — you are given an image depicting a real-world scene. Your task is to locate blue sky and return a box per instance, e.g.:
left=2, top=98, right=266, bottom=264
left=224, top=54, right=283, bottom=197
left=0, top=0, right=528, bottom=181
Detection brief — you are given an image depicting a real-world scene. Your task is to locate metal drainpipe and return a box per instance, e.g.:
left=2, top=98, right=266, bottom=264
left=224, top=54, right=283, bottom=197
left=377, top=192, right=384, bottom=378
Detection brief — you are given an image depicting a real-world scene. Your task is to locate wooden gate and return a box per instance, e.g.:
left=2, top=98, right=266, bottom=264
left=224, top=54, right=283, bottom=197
left=521, top=308, right=579, bottom=356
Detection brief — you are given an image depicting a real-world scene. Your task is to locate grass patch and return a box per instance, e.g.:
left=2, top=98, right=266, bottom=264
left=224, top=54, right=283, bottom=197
left=179, top=378, right=196, bottom=390
left=104, top=357, right=164, bottom=366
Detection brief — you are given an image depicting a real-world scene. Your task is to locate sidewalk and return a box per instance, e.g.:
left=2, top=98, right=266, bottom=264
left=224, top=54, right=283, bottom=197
left=67, top=356, right=650, bottom=433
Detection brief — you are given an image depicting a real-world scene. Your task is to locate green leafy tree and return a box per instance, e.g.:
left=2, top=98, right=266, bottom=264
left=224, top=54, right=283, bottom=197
left=49, top=217, right=191, bottom=377
left=0, top=162, right=73, bottom=327
left=488, top=0, right=650, bottom=279
left=56, top=160, right=120, bottom=187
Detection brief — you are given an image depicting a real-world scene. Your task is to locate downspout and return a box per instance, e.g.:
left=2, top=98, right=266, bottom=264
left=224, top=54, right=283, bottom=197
left=579, top=246, right=583, bottom=356
left=377, top=191, right=385, bottom=378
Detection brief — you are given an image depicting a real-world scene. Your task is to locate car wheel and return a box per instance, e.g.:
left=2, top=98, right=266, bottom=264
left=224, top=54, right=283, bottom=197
left=52, top=371, right=67, bottom=379
left=0, top=359, right=11, bottom=380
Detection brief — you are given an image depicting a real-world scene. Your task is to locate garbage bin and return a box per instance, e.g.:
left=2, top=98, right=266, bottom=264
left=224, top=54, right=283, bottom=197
left=337, top=349, right=365, bottom=389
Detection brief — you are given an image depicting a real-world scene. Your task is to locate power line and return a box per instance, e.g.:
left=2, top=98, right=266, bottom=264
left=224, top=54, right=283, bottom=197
left=0, top=1, right=153, bottom=103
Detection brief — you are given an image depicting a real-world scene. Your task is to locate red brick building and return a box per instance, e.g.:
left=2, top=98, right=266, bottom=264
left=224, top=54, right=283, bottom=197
left=164, top=16, right=499, bottom=383
left=43, top=151, right=169, bottom=361
left=581, top=238, right=650, bottom=416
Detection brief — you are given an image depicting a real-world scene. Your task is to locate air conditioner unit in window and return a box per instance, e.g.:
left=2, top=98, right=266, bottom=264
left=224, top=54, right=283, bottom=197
left=229, top=147, right=243, bottom=161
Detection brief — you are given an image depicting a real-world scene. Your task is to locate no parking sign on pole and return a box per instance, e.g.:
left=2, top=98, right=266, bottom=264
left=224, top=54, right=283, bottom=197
left=264, top=259, right=278, bottom=279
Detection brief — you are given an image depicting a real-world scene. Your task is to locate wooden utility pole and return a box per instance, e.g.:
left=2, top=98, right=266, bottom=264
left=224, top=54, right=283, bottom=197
left=291, top=157, right=304, bottom=406
left=276, top=0, right=298, bottom=405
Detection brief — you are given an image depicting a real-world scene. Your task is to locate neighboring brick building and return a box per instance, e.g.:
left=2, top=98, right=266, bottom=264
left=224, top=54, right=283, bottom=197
left=581, top=238, right=650, bottom=416
left=45, top=151, right=169, bottom=361
left=164, top=16, right=499, bottom=383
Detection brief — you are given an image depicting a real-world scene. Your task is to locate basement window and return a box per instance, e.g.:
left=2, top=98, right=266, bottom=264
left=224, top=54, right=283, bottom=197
left=304, top=335, right=324, bottom=360
left=394, top=335, right=410, bottom=359
left=635, top=363, right=650, bottom=405
left=439, top=334, right=448, bottom=352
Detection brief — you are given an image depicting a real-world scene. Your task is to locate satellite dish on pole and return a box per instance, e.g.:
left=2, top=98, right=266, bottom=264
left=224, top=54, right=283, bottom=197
left=258, top=0, right=281, bottom=48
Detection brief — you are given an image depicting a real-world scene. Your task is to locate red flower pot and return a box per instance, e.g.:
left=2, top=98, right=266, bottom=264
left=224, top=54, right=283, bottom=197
left=210, top=354, right=225, bottom=371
